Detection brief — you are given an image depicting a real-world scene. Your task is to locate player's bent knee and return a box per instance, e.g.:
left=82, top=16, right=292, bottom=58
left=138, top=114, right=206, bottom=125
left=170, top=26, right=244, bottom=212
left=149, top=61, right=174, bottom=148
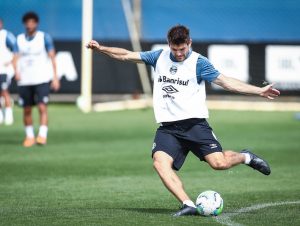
left=152, top=151, right=173, bottom=172
left=209, top=160, right=229, bottom=170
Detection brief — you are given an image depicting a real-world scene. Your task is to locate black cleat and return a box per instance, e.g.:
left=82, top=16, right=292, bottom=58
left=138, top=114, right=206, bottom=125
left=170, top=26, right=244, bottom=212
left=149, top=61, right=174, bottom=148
left=241, top=149, right=271, bottom=175
left=173, top=204, right=198, bottom=217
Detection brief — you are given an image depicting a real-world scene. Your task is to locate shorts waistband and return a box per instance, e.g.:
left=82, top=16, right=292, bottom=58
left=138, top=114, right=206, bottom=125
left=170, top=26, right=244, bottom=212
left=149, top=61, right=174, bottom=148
left=160, top=118, right=205, bottom=127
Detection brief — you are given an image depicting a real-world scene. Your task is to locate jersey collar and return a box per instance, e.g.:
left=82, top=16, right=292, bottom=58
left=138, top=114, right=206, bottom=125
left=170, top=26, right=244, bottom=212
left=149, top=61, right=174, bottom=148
left=169, top=48, right=192, bottom=62
left=25, top=31, right=38, bottom=41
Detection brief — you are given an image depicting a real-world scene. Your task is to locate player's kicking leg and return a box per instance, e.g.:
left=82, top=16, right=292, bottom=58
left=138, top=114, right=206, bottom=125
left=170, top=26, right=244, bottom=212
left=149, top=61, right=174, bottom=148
left=204, top=150, right=271, bottom=175
left=153, top=151, right=198, bottom=217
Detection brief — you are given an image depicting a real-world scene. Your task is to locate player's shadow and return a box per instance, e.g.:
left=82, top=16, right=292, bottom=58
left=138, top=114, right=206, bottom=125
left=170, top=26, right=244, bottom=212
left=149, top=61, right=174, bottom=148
left=120, top=207, right=173, bottom=215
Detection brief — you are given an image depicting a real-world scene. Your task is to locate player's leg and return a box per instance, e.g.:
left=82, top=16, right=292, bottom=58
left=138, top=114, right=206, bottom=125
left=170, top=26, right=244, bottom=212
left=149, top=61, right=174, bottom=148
left=2, top=84, right=14, bottom=125
left=204, top=151, right=245, bottom=170
left=153, top=151, right=198, bottom=216
left=205, top=150, right=271, bottom=175
left=189, top=119, right=271, bottom=175
left=19, top=85, right=35, bottom=147
left=153, top=151, right=190, bottom=203
left=2, top=75, right=14, bottom=125
left=152, top=128, right=198, bottom=216
left=35, top=83, right=50, bottom=145
left=36, top=103, right=48, bottom=145
left=0, top=74, right=5, bottom=124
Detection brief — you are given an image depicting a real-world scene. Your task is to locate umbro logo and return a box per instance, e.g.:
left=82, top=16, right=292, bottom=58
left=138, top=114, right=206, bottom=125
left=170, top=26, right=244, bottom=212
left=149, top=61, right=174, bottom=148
left=209, top=144, right=218, bottom=149
left=162, top=85, right=179, bottom=94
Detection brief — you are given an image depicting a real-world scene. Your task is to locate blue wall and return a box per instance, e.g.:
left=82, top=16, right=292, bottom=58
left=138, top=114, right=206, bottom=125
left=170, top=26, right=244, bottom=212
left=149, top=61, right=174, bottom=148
left=0, top=0, right=299, bottom=41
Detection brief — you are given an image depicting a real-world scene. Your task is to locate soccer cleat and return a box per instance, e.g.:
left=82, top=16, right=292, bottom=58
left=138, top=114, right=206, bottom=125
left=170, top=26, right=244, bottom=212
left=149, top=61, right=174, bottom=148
left=241, top=149, right=271, bottom=175
left=36, top=136, right=47, bottom=145
left=173, top=204, right=198, bottom=217
left=23, top=137, right=35, bottom=147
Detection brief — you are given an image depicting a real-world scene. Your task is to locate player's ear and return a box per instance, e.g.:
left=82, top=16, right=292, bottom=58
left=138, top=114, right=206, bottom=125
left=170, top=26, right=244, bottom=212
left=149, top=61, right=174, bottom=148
left=188, top=39, right=192, bottom=47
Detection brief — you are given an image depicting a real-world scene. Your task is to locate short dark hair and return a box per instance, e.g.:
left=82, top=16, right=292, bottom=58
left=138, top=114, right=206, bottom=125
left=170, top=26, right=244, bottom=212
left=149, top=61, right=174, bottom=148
left=22, top=11, right=39, bottom=23
left=167, top=25, right=190, bottom=45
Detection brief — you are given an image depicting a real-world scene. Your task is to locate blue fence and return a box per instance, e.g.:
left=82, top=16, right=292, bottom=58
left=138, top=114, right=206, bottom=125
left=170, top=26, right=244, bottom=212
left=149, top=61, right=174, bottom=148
left=0, top=0, right=299, bottom=41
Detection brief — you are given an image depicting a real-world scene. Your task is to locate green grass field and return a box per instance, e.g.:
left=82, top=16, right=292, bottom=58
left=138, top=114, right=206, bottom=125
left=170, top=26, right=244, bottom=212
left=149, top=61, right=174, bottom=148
left=0, top=105, right=299, bottom=226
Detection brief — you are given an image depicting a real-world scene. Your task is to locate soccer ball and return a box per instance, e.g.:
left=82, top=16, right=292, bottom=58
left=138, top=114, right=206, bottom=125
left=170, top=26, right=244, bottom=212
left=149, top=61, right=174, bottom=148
left=195, top=190, right=223, bottom=216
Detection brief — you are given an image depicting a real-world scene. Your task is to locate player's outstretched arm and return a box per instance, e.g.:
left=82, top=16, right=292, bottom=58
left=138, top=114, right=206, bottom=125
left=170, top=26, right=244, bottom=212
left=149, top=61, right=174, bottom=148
left=86, top=40, right=143, bottom=64
left=213, top=74, right=280, bottom=99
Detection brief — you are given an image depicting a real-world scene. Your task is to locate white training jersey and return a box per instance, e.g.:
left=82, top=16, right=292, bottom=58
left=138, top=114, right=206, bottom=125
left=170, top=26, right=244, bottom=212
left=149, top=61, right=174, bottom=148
left=0, top=29, right=14, bottom=75
left=17, top=31, right=53, bottom=86
left=153, top=49, right=208, bottom=123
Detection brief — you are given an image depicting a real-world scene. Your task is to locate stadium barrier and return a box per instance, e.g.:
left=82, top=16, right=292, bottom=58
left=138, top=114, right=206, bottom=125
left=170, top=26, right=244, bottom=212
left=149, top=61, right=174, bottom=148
left=8, top=41, right=300, bottom=96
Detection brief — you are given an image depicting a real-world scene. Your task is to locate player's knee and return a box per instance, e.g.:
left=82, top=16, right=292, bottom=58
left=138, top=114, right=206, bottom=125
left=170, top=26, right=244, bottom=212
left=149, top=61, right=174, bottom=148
left=209, top=160, right=229, bottom=170
left=153, top=156, right=171, bottom=172
left=24, top=107, right=32, bottom=115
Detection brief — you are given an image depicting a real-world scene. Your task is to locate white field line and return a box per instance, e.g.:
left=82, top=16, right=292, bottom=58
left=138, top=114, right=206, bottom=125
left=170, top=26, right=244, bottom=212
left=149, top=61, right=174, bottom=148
left=215, top=200, right=300, bottom=226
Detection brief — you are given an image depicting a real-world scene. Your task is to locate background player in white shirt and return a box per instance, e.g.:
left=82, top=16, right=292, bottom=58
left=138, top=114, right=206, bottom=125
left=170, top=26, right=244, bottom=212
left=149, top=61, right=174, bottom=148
left=86, top=25, right=280, bottom=216
left=0, top=18, right=18, bottom=125
left=15, top=12, right=60, bottom=147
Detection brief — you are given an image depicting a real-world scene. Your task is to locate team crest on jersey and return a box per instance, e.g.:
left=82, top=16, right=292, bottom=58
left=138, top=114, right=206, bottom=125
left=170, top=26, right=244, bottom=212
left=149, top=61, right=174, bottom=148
left=162, top=85, right=179, bottom=94
left=169, top=65, right=178, bottom=75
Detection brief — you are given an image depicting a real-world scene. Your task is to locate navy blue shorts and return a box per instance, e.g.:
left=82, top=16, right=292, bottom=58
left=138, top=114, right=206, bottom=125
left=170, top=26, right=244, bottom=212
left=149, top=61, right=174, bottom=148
left=152, top=118, right=222, bottom=171
left=18, top=82, right=50, bottom=107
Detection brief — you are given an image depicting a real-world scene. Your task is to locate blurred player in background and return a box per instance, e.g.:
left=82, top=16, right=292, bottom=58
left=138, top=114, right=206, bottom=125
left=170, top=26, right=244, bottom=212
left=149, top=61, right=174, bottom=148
left=15, top=12, right=60, bottom=147
left=87, top=25, right=280, bottom=216
left=0, top=18, right=18, bottom=125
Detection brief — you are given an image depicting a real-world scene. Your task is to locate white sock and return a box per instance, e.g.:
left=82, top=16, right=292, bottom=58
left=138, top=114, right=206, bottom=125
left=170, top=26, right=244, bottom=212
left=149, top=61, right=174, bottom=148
left=242, top=153, right=251, bottom=165
left=4, top=107, right=13, bottom=123
left=183, top=200, right=196, bottom=208
left=38, top=125, right=48, bottom=138
left=25, top=125, right=35, bottom=138
left=5, top=107, right=12, bottom=115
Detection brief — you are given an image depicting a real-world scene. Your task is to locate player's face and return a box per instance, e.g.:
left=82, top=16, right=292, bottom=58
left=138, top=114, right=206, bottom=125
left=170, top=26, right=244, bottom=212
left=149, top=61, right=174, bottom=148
left=169, top=41, right=191, bottom=62
left=24, top=19, right=38, bottom=34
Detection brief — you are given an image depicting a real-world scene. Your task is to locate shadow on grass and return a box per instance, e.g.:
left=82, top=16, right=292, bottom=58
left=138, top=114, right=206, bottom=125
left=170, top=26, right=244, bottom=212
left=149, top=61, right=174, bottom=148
left=120, top=207, right=173, bottom=215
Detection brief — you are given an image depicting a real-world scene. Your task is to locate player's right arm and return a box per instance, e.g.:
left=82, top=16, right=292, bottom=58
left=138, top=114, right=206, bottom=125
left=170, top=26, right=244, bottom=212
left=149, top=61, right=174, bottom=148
left=86, top=40, right=143, bottom=63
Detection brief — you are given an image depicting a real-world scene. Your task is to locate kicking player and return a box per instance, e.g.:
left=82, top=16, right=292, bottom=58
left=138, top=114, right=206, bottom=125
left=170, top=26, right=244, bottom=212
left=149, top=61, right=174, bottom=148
left=86, top=25, right=280, bottom=216
left=0, top=18, right=17, bottom=125
left=15, top=12, right=60, bottom=147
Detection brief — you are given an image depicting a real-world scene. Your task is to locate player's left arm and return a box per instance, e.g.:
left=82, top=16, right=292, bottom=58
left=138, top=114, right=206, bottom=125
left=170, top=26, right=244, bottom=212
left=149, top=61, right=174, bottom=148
left=45, top=33, right=60, bottom=91
left=213, top=74, right=280, bottom=100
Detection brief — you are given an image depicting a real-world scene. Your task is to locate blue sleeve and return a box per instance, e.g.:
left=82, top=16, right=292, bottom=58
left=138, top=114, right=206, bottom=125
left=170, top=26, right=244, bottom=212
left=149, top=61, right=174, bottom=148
left=196, top=55, right=220, bottom=83
left=6, top=32, right=18, bottom=53
left=140, top=49, right=163, bottom=68
left=44, top=33, right=55, bottom=52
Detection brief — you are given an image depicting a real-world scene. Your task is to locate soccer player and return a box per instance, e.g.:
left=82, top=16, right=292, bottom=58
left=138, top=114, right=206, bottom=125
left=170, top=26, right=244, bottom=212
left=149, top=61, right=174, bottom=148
left=86, top=25, right=280, bottom=216
left=0, top=18, right=17, bottom=125
left=15, top=12, right=60, bottom=147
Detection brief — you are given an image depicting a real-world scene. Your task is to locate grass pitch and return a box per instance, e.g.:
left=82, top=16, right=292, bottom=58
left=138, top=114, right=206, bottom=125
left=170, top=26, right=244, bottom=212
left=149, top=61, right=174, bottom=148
left=0, top=105, right=299, bottom=225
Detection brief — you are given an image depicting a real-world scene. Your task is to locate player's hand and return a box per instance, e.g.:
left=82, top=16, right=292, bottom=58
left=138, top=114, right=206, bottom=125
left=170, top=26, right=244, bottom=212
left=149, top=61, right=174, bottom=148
left=14, top=72, right=21, bottom=81
left=86, top=40, right=101, bottom=50
left=260, top=84, right=280, bottom=100
left=51, top=78, right=60, bottom=92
